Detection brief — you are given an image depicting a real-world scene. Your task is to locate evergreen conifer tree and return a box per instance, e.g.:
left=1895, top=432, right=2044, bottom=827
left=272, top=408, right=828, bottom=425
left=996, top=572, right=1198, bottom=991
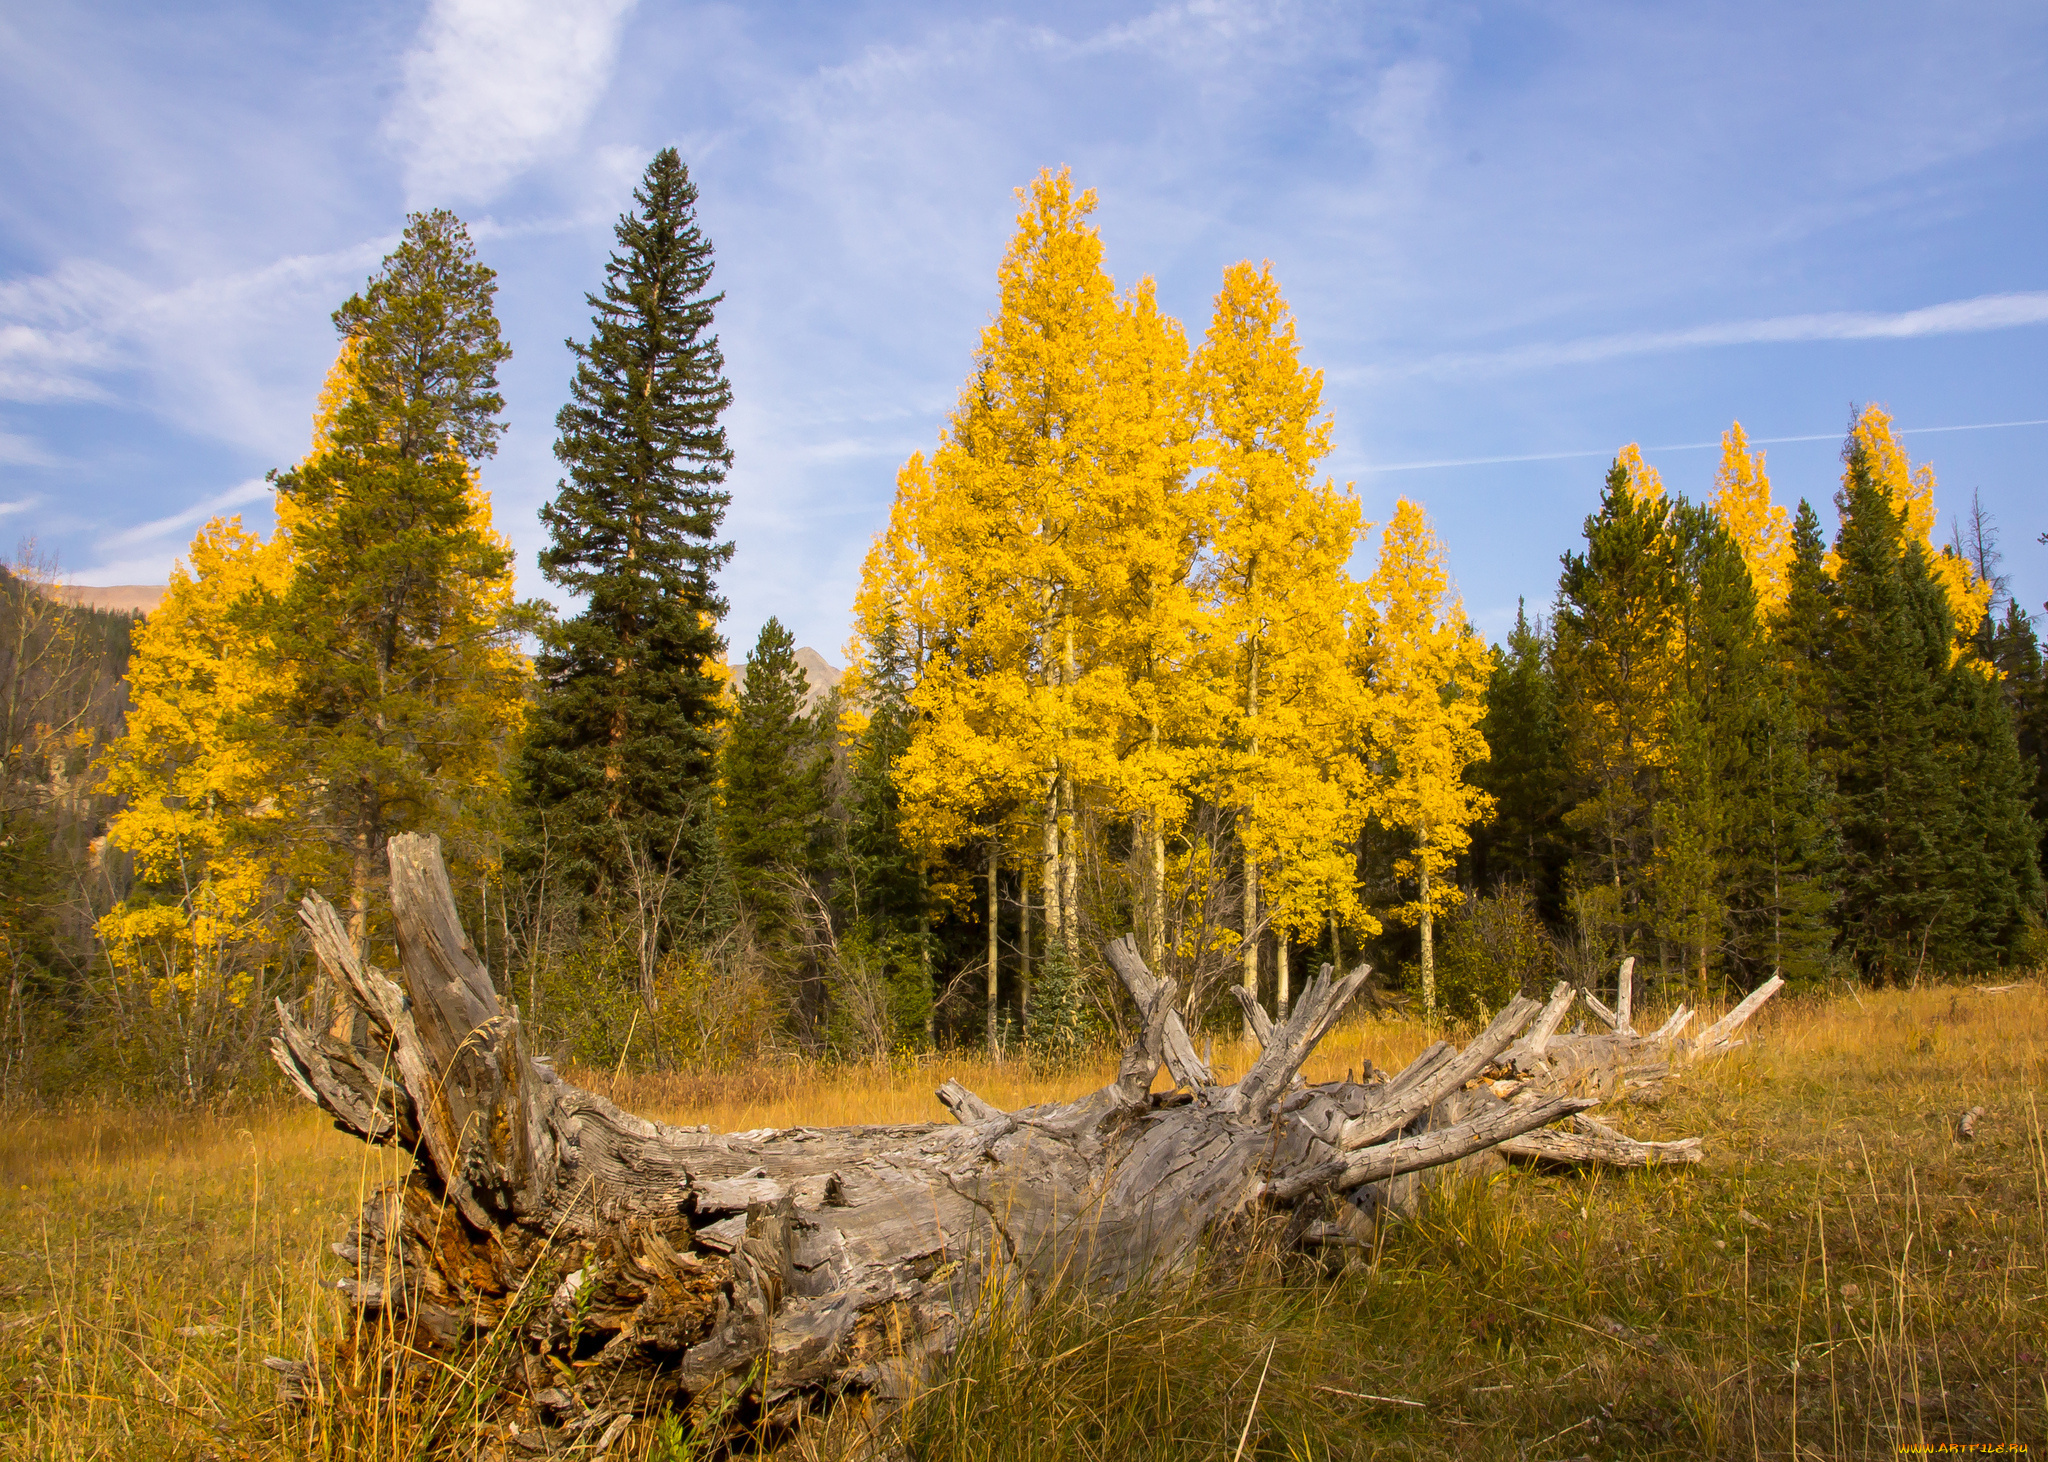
left=1828, top=434, right=1968, bottom=977
left=1475, top=600, right=1567, bottom=915
left=1656, top=503, right=1833, bottom=991
left=722, top=618, right=830, bottom=939
left=1553, top=458, right=1680, bottom=959
left=1989, top=602, right=2048, bottom=877
left=1938, top=650, right=2042, bottom=966
left=518, top=149, right=734, bottom=902
left=1772, top=499, right=1836, bottom=753
left=837, top=614, right=925, bottom=939
left=265, top=210, right=524, bottom=953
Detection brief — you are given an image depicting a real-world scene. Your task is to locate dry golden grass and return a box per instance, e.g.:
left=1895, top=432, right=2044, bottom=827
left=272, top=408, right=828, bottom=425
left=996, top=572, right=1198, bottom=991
left=0, top=984, right=2041, bottom=1459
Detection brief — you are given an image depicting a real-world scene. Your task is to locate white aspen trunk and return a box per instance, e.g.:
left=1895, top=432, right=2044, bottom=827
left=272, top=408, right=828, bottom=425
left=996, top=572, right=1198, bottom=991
left=1241, top=859, right=1260, bottom=1040
left=1276, top=936, right=1291, bottom=1021
left=1241, top=612, right=1261, bottom=1040
left=1041, top=782, right=1062, bottom=977
left=1418, top=847, right=1435, bottom=1026
left=986, top=843, right=999, bottom=1053
left=1020, top=856, right=1033, bottom=1020
left=1060, top=771, right=1079, bottom=964
left=1061, top=619, right=1080, bottom=964
left=1147, top=813, right=1166, bottom=974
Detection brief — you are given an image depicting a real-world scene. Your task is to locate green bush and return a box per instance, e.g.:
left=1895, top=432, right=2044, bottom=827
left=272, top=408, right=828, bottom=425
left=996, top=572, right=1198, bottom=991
left=1024, top=944, right=1106, bottom=1063
left=1434, top=884, right=1555, bottom=1021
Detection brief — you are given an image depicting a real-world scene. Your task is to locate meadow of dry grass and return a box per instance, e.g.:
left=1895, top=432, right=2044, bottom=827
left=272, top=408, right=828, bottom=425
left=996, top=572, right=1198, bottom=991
left=1, top=982, right=2042, bottom=1460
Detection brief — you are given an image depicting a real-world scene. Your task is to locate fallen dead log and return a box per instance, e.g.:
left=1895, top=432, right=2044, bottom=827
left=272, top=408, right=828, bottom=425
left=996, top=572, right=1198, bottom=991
left=270, top=835, right=1756, bottom=1446
left=1502, top=969, right=1783, bottom=1103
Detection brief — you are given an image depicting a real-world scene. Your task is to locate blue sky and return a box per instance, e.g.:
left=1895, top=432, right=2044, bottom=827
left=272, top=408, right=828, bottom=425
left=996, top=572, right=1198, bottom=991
left=3, top=0, right=2045, bottom=658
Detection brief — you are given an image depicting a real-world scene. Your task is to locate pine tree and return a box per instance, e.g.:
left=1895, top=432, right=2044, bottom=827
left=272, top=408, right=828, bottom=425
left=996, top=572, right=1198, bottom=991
left=1656, top=503, right=1833, bottom=993
left=518, top=149, right=734, bottom=903
left=1474, top=601, right=1567, bottom=914
left=1552, top=455, right=1680, bottom=962
left=1938, top=652, right=2042, bottom=966
left=722, top=618, right=829, bottom=940
left=1828, top=434, right=1966, bottom=977
left=836, top=613, right=925, bottom=940
left=1651, top=502, right=1746, bottom=994
left=1833, top=406, right=1992, bottom=648
left=1772, top=499, right=1836, bottom=749
left=1989, top=602, right=2048, bottom=877
left=265, top=211, right=525, bottom=954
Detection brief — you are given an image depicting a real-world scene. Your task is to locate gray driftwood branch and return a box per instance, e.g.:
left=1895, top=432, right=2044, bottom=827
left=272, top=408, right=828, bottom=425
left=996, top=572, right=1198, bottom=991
left=270, top=835, right=1772, bottom=1446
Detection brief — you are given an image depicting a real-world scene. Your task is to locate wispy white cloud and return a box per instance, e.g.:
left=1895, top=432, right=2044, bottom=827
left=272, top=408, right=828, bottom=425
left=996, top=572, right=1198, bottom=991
left=1371, top=292, right=2048, bottom=381
left=0, top=497, right=38, bottom=519
left=387, top=0, right=640, bottom=206
left=0, top=433, right=53, bottom=467
left=66, top=477, right=274, bottom=596
left=0, top=262, right=133, bottom=403
left=0, top=240, right=389, bottom=454
left=96, top=478, right=271, bottom=556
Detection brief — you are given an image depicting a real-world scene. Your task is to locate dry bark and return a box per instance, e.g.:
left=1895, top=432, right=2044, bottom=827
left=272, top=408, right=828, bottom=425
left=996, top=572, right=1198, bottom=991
left=270, top=836, right=1766, bottom=1445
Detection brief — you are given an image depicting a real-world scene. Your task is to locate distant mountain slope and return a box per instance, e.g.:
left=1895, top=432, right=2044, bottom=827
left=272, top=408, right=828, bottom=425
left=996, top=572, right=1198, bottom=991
left=33, top=588, right=846, bottom=715
left=45, top=584, right=166, bottom=616
left=729, top=646, right=842, bottom=710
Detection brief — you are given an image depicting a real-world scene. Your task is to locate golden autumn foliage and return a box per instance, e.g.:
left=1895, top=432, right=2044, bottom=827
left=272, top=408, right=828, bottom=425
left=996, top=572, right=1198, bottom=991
left=1195, top=260, right=1373, bottom=1009
left=99, top=307, right=528, bottom=1002
left=94, top=518, right=310, bottom=1006
left=1710, top=422, right=1791, bottom=619
left=1362, top=499, right=1494, bottom=1021
left=853, top=170, right=1490, bottom=1023
left=1837, top=404, right=1992, bottom=642
left=1612, top=442, right=1664, bottom=502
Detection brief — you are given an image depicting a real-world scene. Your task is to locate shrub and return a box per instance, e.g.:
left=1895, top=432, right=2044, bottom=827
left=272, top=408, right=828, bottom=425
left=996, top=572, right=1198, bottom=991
left=1434, top=883, right=1554, bottom=1020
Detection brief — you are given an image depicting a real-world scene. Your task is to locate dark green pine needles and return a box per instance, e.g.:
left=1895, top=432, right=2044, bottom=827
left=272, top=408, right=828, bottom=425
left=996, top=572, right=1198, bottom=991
left=1826, top=433, right=2041, bottom=976
left=722, top=618, right=830, bottom=941
left=518, top=149, right=734, bottom=902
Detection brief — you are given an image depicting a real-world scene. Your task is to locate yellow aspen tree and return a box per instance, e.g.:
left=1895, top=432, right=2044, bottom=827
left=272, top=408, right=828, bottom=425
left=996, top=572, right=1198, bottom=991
left=1085, top=278, right=1206, bottom=973
left=866, top=170, right=1127, bottom=981
left=95, top=516, right=314, bottom=1010
left=1710, top=422, right=1792, bottom=618
left=1830, top=404, right=1992, bottom=644
left=1364, top=499, right=1495, bottom=1024
left=1614, top=442, right=1665, bottom=502
left=1195, top=260, right=1369, bottom=1027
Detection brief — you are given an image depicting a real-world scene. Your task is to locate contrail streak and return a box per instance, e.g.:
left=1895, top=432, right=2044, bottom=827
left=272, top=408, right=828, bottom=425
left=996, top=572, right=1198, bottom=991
left=1364, top=418, right=2048, bottom=473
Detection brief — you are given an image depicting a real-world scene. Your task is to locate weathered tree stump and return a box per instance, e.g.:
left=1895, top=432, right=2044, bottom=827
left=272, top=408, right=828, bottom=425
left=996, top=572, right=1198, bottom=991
left=270, top=835, right=1775, bottom=1446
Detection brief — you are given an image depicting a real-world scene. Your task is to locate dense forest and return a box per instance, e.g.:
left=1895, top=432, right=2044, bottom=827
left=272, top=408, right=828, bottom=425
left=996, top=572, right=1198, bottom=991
left=3, top=159, right=2042, bottom=1101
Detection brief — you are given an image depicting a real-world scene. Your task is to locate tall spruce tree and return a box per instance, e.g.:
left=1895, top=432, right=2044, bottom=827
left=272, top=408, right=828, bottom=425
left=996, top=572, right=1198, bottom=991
left=1656, top=503, right=1833, bottom=991
left=1651, top=503, right=1750, bottom=992
left=836, top=613, right=925, bottom=939
left=1828, top=433, right=1968, bottom=977
left=1939, top=647, right=2042, bottom=966
left=1552, top=459, right=1680, bottom=960
left=1772, top=499, right=1836, bottom=754
left=1989, top=602, right=2048, bottom=880
left=1474, top=600, right=1567, bottom=916
left=265, top=210, right=524, bottom=955
left=518, top=149, right=734, bottom=902
left=722, top=618, right=830, bottom=938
